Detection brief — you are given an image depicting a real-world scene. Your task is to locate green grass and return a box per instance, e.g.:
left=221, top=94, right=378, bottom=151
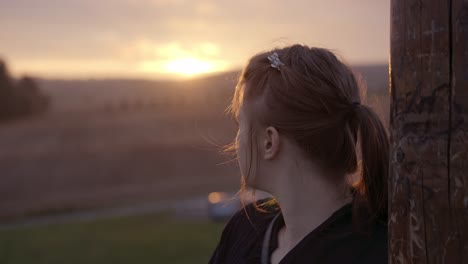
left=0, top=213, right=226, bottom=264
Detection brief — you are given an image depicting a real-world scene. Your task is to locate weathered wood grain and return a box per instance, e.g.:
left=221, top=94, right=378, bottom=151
left=450, top=0, right=468, bottom=262
left=390, top=0, right=467, bottom=263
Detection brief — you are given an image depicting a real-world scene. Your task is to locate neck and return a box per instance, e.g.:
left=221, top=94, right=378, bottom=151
left=269, top=163, right=352, bottom=249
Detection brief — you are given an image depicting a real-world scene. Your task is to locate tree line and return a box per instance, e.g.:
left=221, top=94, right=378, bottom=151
left=0, top=59, right=48, bottom=121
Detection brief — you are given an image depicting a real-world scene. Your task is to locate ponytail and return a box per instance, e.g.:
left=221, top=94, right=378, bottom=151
left=355, top=105, right=389, bottom=222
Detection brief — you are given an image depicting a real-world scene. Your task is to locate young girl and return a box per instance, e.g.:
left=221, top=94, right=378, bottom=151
left=209, top=44, right=388, bottom=264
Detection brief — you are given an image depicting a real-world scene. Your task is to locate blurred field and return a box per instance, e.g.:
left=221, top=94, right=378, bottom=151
left=0, top=65, right=389, bottom=264
left=0, top=66, right=389, bottom=223
left=0, top=72, right=244, bottom=222
left=0, top=109, right=240, bottom=221
left=0, top=212, right=225, bottom=264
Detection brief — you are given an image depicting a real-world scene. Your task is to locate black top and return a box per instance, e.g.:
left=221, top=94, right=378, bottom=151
left=209, top=199, right=387, bottom=264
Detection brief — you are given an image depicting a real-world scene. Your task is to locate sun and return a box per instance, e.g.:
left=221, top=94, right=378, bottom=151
left=165, top=58, right=216, bottom=76
left=139, top=56, right=228, bottom=78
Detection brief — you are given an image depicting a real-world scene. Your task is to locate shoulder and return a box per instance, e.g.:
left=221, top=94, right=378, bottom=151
left=349, top=220, right=387, bottom=264
left=287, top=203, right=387, bottom=264
left=359, top=221, right=388, bottom=263
left=209, top=198, right=278, bottom=264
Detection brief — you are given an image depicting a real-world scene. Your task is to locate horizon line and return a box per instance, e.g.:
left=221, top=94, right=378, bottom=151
left=11, top=62, right=389, bottom=82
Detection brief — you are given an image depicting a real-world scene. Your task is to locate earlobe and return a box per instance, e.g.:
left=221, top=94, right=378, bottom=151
left=264, top=126, right=279, bottom=160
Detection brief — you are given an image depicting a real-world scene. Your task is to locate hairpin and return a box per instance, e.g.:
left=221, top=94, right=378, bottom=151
left=267, top=52, right=284, bottom=71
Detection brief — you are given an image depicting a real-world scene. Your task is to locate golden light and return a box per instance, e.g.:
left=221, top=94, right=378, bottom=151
left=134, top=42, right=230, bottom=78
left=139, top=57, right=228, bottom=78
left=208, top=192, right=224, bottom=204
left=165, top=58, right=215, bottom=76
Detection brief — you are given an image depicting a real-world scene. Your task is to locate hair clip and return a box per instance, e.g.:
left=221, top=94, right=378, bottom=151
left=267, top=52, right=284, bottom=71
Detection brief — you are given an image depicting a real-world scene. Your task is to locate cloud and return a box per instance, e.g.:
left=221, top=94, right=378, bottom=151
left=0, top=0, right=390, bottom=78
left=120, top=40, right=223, bottom=59
left=120, top=40, right=230, bottom=76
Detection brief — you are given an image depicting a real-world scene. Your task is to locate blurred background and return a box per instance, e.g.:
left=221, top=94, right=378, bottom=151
left=0, top=1, right=390, bottom=263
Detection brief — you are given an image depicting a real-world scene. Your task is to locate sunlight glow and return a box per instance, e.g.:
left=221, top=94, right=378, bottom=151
left=127, top=41, right=231, bottom=78
left=134, top=41, right=230, bottom=78
left=139, top=57, right=228, bottom=78
left=165, top=58, right=215, bottom=76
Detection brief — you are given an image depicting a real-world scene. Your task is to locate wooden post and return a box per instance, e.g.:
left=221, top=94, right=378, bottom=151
left=389, top=0, right=468, bottom=263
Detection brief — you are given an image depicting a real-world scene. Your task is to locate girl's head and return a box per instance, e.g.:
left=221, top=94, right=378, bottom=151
left=228, top=44, right=389, bottom=221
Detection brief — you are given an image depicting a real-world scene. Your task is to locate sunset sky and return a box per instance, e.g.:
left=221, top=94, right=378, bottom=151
left=0, top=0, right=390, bottom=80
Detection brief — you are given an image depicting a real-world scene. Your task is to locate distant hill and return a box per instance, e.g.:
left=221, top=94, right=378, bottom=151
left=36, top=64, right=388, bottom=114
left=352, top=64, right=389, bottom=92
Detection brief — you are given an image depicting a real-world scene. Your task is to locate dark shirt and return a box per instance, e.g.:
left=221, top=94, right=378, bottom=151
left=209, top=199, right=387, bottom=264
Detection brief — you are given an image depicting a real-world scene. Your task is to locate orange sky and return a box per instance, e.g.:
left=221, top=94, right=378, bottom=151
left=0, top=0, right=390, bottom=80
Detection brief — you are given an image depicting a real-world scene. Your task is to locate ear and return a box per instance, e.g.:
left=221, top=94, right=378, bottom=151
left=263, top=126, right=280, bottom=160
